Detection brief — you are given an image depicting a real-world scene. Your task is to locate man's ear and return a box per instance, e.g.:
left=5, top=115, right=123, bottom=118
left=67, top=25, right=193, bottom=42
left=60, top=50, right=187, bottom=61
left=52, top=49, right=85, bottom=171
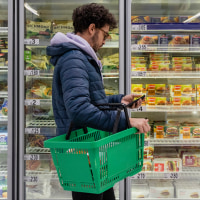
left=88, top=23, right=96, bottom=36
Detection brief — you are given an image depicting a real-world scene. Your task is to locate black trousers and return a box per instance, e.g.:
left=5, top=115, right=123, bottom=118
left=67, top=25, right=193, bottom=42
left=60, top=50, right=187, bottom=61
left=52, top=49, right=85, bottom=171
left=72, top=187, right=115, bottom=200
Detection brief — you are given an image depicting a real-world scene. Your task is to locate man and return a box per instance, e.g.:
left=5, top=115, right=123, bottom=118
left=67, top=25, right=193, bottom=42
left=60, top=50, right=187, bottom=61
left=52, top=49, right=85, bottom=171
left=47, top=3, right=150, bottom=200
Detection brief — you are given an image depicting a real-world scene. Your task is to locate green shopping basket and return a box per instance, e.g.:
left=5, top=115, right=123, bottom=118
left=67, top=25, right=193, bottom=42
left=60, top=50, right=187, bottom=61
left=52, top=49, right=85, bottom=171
left=44, top=103, right=144, bottom=194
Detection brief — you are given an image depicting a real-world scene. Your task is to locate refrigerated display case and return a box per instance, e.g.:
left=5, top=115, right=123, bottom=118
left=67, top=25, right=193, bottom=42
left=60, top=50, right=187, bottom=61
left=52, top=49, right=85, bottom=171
left=126, top=0, right=200, bottom=199
left=20, top=1, right=125, bottom=200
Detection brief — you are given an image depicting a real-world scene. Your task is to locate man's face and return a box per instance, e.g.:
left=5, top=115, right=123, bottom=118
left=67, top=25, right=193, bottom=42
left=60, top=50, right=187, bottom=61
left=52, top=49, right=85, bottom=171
left=91, top=24, right=110, bottom=52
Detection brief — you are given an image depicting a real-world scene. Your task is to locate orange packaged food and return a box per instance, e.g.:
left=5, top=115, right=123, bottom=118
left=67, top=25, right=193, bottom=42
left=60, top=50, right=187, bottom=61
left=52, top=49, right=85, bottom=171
left=146, top=84, right=156, bottom=95
left=147, top=97, right=156, bottom=106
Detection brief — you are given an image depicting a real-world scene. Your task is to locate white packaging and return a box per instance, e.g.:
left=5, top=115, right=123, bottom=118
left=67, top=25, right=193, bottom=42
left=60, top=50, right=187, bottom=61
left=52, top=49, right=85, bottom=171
left=175, top=182, right=200, bottom=198
left=131, top=183, right=149, bottom=198
left=149, top=180, right=174, bottom=198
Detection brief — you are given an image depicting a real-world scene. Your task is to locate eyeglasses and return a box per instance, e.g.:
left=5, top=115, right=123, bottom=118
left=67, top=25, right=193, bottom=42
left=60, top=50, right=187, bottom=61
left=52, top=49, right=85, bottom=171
left=99, top=28, right=110, bottom=40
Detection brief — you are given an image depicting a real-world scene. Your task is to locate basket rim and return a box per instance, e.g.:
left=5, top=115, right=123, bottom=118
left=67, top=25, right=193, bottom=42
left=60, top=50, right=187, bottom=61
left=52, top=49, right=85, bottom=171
left=44, top=127, right=140, bottom=149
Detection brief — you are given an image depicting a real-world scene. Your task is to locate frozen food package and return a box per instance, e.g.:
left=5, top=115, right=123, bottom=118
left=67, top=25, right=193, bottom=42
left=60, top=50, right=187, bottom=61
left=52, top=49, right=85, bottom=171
left=149, top=180, right=174, bottom=198
left=170, top=85, right=195, bottom=97
left=146, top=84, right=156, bottom=96
left=144, top=146, right=154, bottom=159
left=52, top=20, right=74, bottom=35
left=154, top=125, right=165, bottom=138
left=26, top=160, right=50, bottom=172
left=174, top=181, right=200, bottom=198
left=26, top=179, right=51, bottom=199
left=138, top=35, right=158, bottom=45
left=131, top=84, right=144, bottom=94
left=168, top=35, right=189, bottom=51
left=164, top=125, right=179, bottom=139
left=191, top=127, right=200, bottom=138
left=131, top=63, right=146, bottom=71
left=142, top=159, right=152, bottom=172
left=179, top=126, right=191, bottom=139
left=131, top=183, right=149, bottom=198
left=26, top=20, right=51, bottom=39
left=153, top=158, right=182, bottom=172
left=156, top=97, right=167, bottom=106
left=182, top=152, right=200, bottom=167
left=159, top=34, right=170, bottom=46
left=191, top=34, right=200, bottom=48
left=50, top=179, right=72, bottom=198
left=179, top=16, right=200, bottom=23
left=131, top=16, right=151, bottom=23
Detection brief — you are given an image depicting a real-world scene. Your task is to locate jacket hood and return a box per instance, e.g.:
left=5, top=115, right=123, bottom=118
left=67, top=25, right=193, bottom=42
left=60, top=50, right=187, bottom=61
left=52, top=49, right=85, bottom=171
left=46, top=32, right=103, bottom=70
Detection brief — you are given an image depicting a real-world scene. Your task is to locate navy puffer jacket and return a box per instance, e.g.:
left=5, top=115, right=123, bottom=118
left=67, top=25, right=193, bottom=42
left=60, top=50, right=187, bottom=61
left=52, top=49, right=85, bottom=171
left=47, top=42, right=127, bottom=136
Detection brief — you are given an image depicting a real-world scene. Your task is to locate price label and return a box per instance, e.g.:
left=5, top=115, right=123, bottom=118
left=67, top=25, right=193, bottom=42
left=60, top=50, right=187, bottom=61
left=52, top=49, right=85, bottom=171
left=24, top=154, right=40, bottom=160
left=25, top=100, right=40, bottom=106
left=132, top=173, right=146, bottom=179
left=24, top=70, right=40, bottom=76
left=24, top=176, right=38, bottom=182
left=144, top=140, right=150, bottom=146
left=25, top=128, right=40, bottom=134
left=132, top=71, right=146, bottom=77
left=164, top=173, right=179, bottom=179
left=132, top=106, right=146, bottom=112
left=24, top=39, right=40, bottom=45
left=131, top=44, right=147, bottom=51
left=132, top=24, right=147, bottom=31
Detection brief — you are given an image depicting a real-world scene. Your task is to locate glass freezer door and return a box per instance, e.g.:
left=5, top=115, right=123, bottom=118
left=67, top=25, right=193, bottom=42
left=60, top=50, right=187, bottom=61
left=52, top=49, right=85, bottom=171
left=127, top=0, right=200, bottom=199
left=0, top=0, right=8, bottom=199
left=20, top=1, right=124, bottom=200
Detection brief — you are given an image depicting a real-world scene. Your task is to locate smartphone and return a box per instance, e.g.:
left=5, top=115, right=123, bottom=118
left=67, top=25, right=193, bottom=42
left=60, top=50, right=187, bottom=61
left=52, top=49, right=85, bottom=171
left=126, top=95, right=145, bottom=108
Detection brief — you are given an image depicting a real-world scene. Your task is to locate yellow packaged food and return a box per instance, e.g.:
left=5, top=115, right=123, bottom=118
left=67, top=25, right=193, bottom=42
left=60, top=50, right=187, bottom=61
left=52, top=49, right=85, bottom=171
left=131, top=64, right=146, bottom=71
left=131, top=84, right=143, bottom=94
left=26, top=20, right=51, bottom=39
left=182, top=85, right=193, bottom=95
left=181, top=97, right=191, bottom=106
left=156, top=97, right=166, bottom=106
left=155, top=84, right=166, bottom=95
left=182, top=64, right=193, bottom=71
left=52, top=20, right=74, bottom=34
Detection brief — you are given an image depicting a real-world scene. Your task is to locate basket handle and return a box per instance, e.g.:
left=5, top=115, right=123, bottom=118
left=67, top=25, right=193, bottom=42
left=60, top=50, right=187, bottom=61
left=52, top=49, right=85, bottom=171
left=66, top=103, right=131, bottom=140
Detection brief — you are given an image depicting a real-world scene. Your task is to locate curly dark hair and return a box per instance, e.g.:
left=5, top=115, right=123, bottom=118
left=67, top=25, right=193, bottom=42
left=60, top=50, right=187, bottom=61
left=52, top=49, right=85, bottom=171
left=72, top=3, right=117, bottom=33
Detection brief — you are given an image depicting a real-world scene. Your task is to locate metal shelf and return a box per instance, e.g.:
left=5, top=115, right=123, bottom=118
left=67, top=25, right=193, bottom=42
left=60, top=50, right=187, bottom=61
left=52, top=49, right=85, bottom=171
left=131, top=23, right=200, bottom=32
left=26, top=147, right=50, bottom=154
left=131, top=45, right=200, bottom=53
left=131, top=71, right=200, bottom=78
left=25, top=39, right=119, bottom=48
left=131, top=106, right=199, bottom=112
left=149, top=138, right=200, bottom=146
left=132, top=170, right=200, bottom=180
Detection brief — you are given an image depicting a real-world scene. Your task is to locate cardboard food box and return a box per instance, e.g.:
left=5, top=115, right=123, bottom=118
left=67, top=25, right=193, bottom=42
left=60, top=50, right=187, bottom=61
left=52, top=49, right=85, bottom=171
left=131, top=34, right=158, bottom=45
left=131, top=84, right=144, bottom=94
left=149, top=181, right=175, bottom=198
left=153, top=158, right=182, bottom=172
left=131, top=16, right=151, bottom=23
left=179, top=126, right=191, bottom=139
left=142, top=159, right=153, bottom=172
left=182, top=153, right=200, bottom=167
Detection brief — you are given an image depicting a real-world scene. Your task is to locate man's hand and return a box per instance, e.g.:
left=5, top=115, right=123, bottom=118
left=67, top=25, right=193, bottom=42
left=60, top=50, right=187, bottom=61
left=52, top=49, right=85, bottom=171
left=121, top=94, right=144, bottom=108
left=129, top=118, right=150, bottom=133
